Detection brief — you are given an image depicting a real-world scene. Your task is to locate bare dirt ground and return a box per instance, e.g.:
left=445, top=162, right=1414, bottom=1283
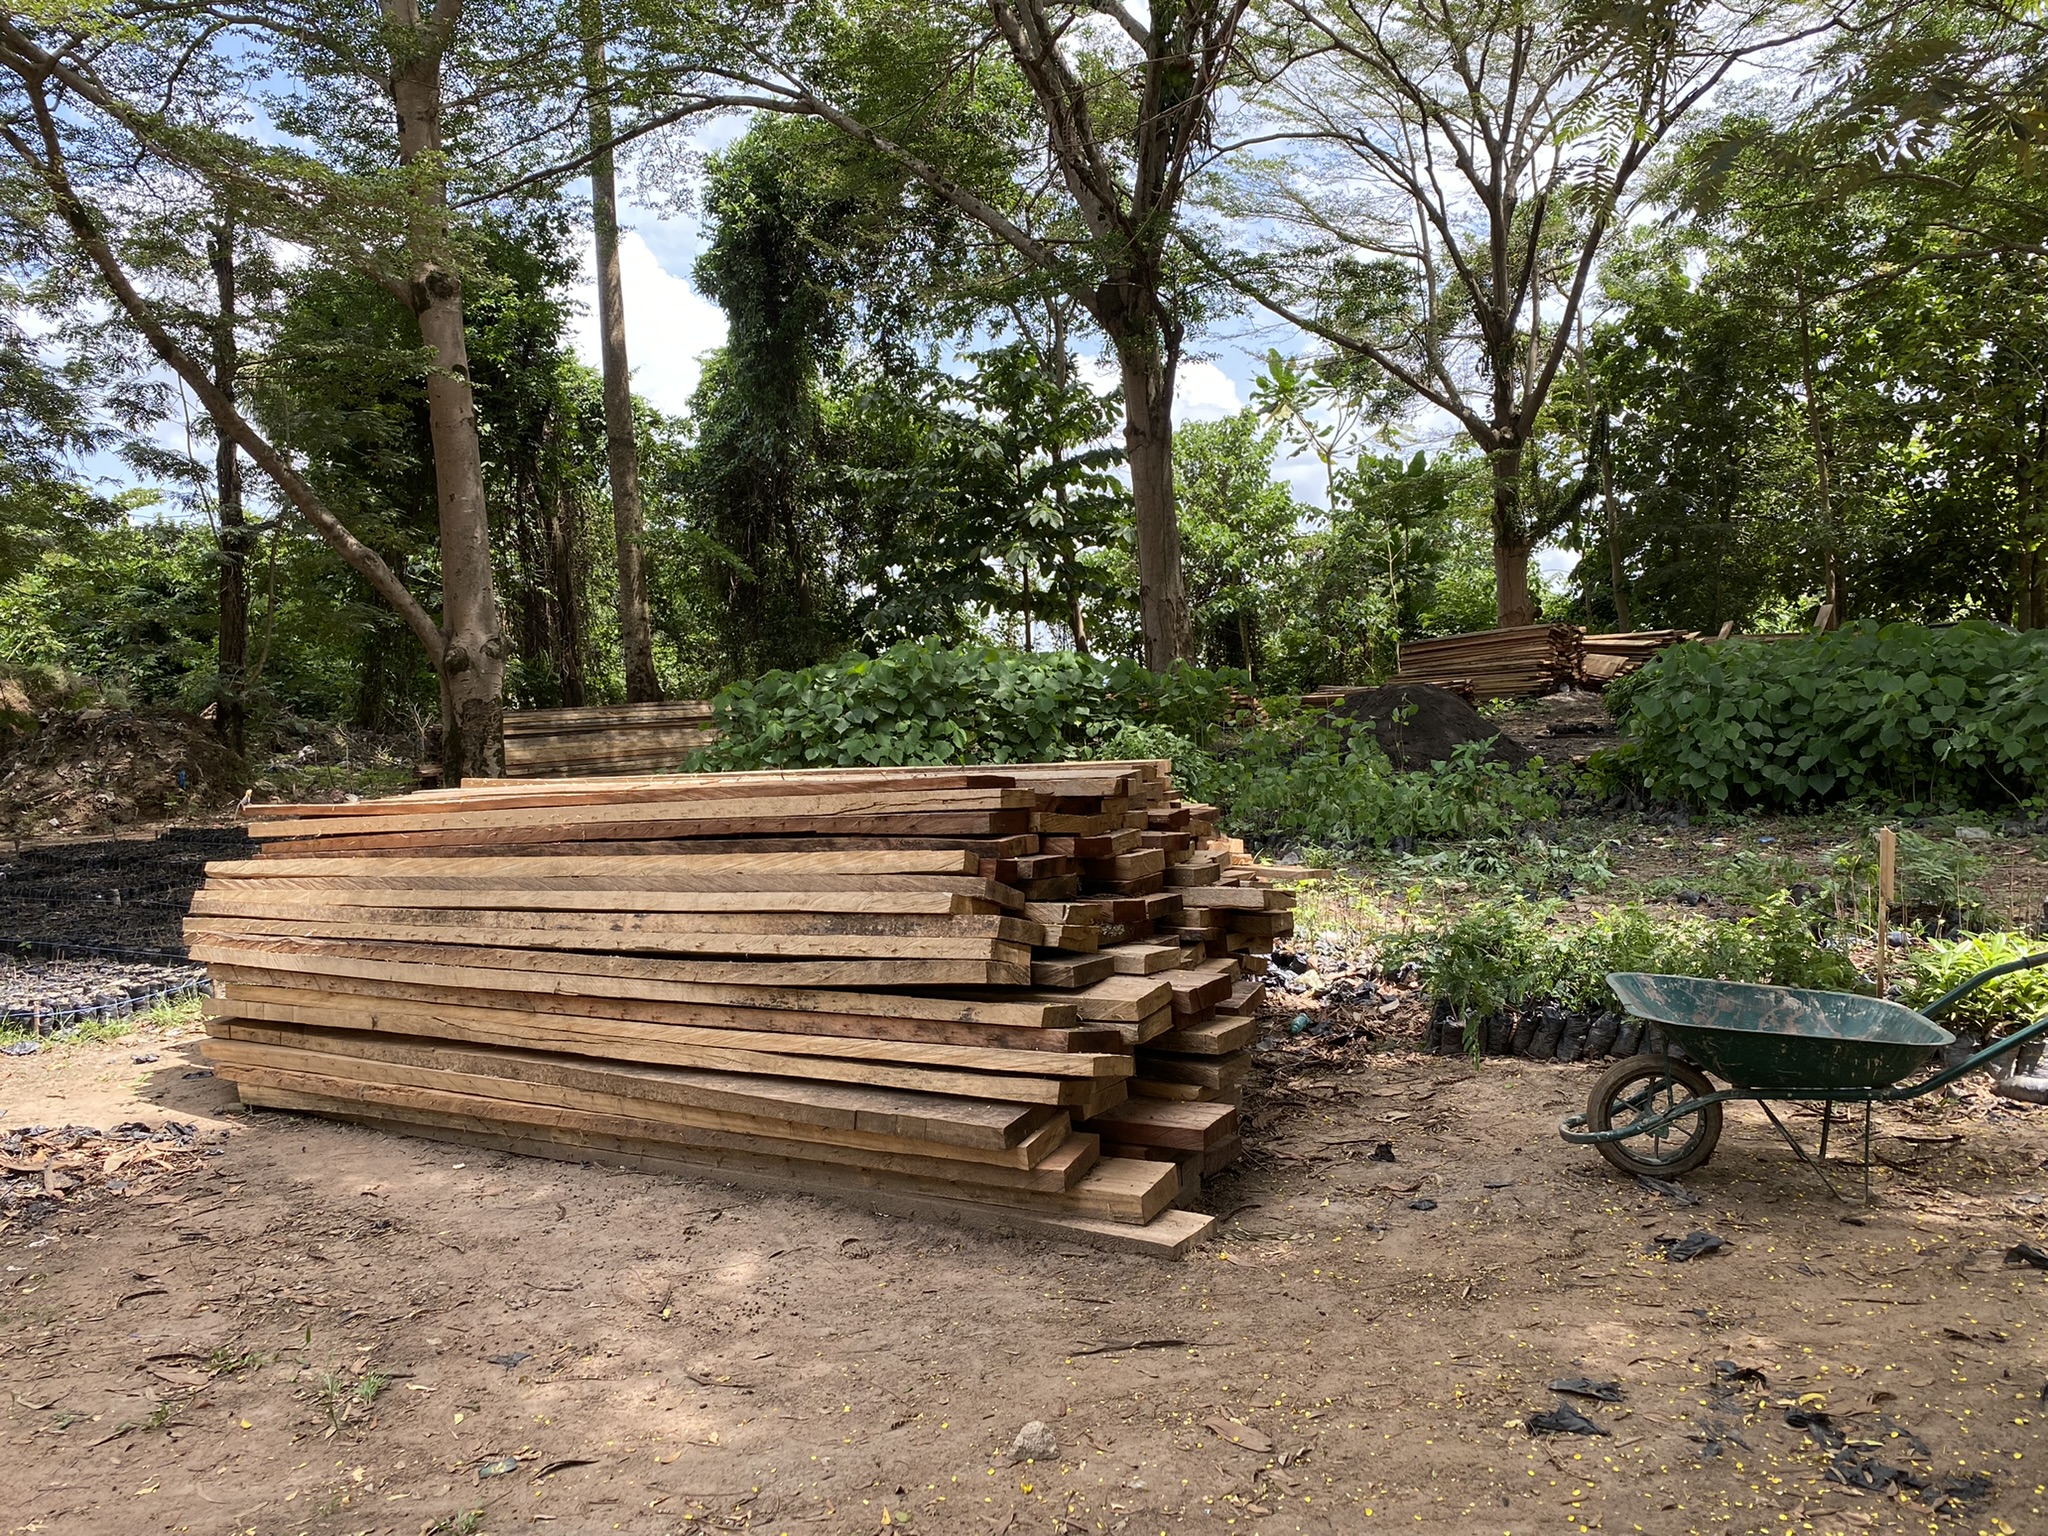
left=4, top=1014, right=2045, bottom=1536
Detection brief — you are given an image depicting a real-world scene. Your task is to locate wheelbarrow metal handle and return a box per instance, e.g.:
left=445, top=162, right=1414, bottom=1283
left=1887, top=1009, right=2048, bottom=1100
left=1918, top=949, right=2048, bottom=1021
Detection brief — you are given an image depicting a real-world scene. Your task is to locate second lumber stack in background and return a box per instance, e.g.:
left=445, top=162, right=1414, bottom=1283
left=185, top=762, right=1295, bottom=1257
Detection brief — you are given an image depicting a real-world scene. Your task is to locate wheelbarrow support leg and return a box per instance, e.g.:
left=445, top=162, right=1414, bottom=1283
left=1757, top=1099, right=1848, bottom=1202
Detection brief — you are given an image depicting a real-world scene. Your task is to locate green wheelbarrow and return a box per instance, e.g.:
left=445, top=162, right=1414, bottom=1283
left=1559, top=951, right=2048, bottom=1200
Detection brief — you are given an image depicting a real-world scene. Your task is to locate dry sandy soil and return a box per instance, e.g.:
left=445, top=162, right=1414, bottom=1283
left=3, top=1014, right=2045, bottom=1536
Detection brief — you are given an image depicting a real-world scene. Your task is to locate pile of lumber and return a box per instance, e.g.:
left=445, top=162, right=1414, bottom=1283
left=1395, top=624, right=1585, bottom=700
left=1577, top=630, right=1690, bottom=686
left=186, top=763, right=1296, bottom=1258
left=502, top=701, right=718, bottom=778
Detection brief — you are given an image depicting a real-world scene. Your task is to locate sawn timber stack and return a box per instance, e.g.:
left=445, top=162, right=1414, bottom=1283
left=189, top=764, right=1297, bottom=1257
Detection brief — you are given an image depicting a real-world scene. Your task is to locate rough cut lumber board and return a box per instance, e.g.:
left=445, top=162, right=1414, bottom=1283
left=251, top=812, right=1030, bottom=853
left=1177, top=886, right=1293, bottom=910
left=1133, top=1050, right=1250, bottom=1090
left=209, top=970, right=1110, bottom=1052
left=236, top=1084, right=1177, bottom=1223
left=219, top=871, right=1025, bottom=909
left=1029, top=954, right=1114, bottom=988
left=248, top=787, right=1037, bottom=839
left=187, top=936, right=1074, bottom=1027
left=200, top=1016, right=1050, bottom=1146
left=209, top=1056, right=1097, bottom=1196
left=210, top=979, right=1105, bottom=1096
left=1080, top=1098, right=1237, bottom=1153
left=191, top=897, right=1036, bottom=942
left=1217, top=979, right=1266, bottom=1017
left=190, top=902, right=1036, bottom=947
left=206, top=1002, right=1101, bottom=1105
left=210, top=851, right=983, bottom=879
left=1225, top=912, right=1296, bottom=938
left=1101, top=942, right=1184, bottom=976
left=204, top=1028, right=1075, bottom=1169
left=220, top=1067, right=1100, bottom=1192
left=1024, top=901, right=1110, bottom=927
left=1012, top=974, right=1171, bottom=1022
left=187, top=930, right=1032, bottom=989
left=1129, top=1080, right=1212, bottom=1102
left=193, top=886, right=1005, bottom=917
left=243, top=1106, right=1210, bottom=1257
left=206, top=994, right=1130, bottom=1079
left=1147, top=1015, right=1258, bottom=1056
left=1161, top=968, right=1235, bottom=1014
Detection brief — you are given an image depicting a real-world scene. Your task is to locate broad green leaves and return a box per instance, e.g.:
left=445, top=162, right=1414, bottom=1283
left=1607, top=621, right=2048, bottom=809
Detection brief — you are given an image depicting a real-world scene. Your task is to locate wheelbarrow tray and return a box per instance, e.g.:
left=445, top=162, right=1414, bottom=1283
left=1606, top=973, right=1952, bottom=1094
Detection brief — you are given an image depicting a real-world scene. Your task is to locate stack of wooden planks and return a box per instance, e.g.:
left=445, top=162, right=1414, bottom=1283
left=187, top=761, right=1290, bottom=1257
left=1577, top=631, right=1690, bottom=686
left=1395, top=624, right=1586, bottom=700
left=502, top=701, right=719, bottom=778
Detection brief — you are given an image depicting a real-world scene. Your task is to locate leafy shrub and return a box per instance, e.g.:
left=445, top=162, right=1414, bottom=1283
left=1415, top=893, right=1862, bottom=1041
left=1605, top=620, right=2048, bottom=809
left=1901, top=932, right=2048, bottom=1033
left=693, top=641, right=1247, bottom=769
left=1159, top=716, right=1558, bottom=852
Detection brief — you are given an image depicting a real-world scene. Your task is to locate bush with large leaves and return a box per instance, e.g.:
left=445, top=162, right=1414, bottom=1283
left=1606, top=621, right=2048, bottom=809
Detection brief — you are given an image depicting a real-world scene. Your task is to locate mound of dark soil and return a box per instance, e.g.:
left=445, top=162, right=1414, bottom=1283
left=0, top=710, right=245, bottom=838
left=1327, top=683, right=1535, bottom=771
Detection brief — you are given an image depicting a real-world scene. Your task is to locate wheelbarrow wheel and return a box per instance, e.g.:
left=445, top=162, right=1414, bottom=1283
left=1587, top=1054, right=1723, bottom=1178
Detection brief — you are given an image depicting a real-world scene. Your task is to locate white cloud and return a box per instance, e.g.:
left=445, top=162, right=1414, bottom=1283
left=569, top=229, right=727, bottom=417
left=1073, top=353, right=1245, bottom=425
left=1173, top=359, right=1243, bottom=422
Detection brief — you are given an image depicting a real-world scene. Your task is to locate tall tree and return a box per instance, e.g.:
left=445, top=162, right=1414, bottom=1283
left=1222, top=0, right=1816, bottom=626
left=0, top=4, right=512, bottom=775
left=207, top=207, right=251, bottom=755
left=580, top=0, right=661, bottom=702
left=686, top=1, right=1250, bottom=667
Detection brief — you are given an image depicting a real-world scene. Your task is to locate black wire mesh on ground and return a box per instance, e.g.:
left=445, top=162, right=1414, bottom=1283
left=0, top=827, right=247, bottom=1037
left=0, top=826, right=251, bottom=950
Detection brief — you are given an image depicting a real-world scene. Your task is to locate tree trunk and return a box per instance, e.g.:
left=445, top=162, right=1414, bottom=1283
left=1115, top=342, right=1191, bottom=668
left=1794, top=280, right=1845, bottom=627
left=1597, top=425, right=1632, bottom=632
left=207, top=212, right=249, bottom=759
left=581, top=0, right=660, bottom=703
left=388, top=2, right=507, bottom=781
left=1490, top=441, right=1537, bottom=628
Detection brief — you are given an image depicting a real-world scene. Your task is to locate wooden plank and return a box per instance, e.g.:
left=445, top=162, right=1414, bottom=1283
left=1147, top=1015, right=1258, bottom=1055
left=202, top=1017, right=1053, bottom=1146
left=1080, top=849, right=1166, bottom=881
left=203, top=1027, right=1072, bottom=1165
left=1133, top=1050, right=1249, bottom=1089
left=193, top=885, right=1002, bottom=917
left=1101, top=942, right=1184, bottom=976
left=218, top=1065, right=1098, bottom=1191
left=209, top=970, right=1110, bottom=1051
left=1013, top=974, right=1171, bottom=1022
left=1162, top=967, right=1235, bottom=1014
left=229, top=1105, right=1206, bottom=1254
left=235, top=1083, right=1176, bottom=1223
left=185, top=935, right=1063, bottom=1025
left=187, top=915, right=1032, bottom=965
left=250, top=812, right=1030, bottom=854
left=206, top=995, right=1129, bottom=1079
left=1079, top=1098, right=1237, bottom=1152
left=1177, top=886, right=1292, bottom=910
left=1029, top=954, right=1115, bottom=989
left=206, top=1002, right=1101, bottom=1104
left=210, top=979, right=1103, bottom=1096
left=209, top=851, right=982, bottom=878
left=249, top=787, right=1037, bottom=839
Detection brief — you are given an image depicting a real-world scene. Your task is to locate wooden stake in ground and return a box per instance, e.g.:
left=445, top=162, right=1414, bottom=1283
left=1875, top=826, right=1896, bottom=995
